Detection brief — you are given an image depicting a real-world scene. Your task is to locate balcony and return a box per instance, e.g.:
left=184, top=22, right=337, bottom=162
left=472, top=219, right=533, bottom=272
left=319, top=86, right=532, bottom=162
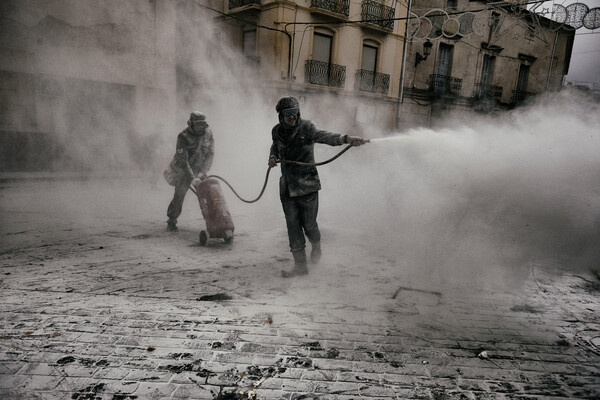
left=310, top=0, right=349, bottom=18
left=429, top=74, right=462, bottom=95
left=305, top=60, right=346, bottom=88
left=355, top=69, right=390, bottom=95
left=228, top=0, right=260, bottom=10
left=512, top=90, right=536, bottom=106
left=473, top=83, right=503, bottom=100
left=243, top=55, right=260, bottom=69
left=239, top=55, right=260, bottom=79
left=361, top=0, right=395, bottom=32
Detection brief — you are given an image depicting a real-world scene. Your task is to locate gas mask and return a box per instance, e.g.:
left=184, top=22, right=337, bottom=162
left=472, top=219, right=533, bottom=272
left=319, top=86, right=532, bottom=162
left=281, top=107, right=299, bottom=128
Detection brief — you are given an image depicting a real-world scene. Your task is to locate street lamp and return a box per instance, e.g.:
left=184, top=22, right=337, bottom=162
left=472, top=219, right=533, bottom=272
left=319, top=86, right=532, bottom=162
left=415, top=40, right=433, bottom=67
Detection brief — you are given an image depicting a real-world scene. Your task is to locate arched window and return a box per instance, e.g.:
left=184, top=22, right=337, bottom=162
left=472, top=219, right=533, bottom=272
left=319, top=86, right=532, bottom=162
left=356, top=39, right=389, bottom=94
left=312, top=31, right=333, bottom=64
left=242, top=29, right=257, bottom=57
left=305, top=29, right=345, bottom=88
left=432, top=43, right=454, bottom=94
left=361, top=41, right=378, bottom=72
left=514, top=64, right=530, bottom=105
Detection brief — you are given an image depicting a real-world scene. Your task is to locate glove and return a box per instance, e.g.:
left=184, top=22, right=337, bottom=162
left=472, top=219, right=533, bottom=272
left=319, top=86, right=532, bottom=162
left=346, top=136, right=366, bottom=146
left=191, top=177, right=202, bottom=187
left=268, top=157, right=278, bottom=168
left=198, top=173, right=208, bottom=180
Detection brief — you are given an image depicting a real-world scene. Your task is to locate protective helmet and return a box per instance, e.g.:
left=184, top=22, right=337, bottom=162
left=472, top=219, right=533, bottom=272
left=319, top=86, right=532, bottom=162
left=275, top=97, right=300, bottom=116
left=187, top=111, right=206, bottom=127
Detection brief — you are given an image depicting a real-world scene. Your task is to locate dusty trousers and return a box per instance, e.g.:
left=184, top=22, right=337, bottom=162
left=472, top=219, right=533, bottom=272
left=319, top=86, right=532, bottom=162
left=167, top=175, right=193, bottom=223
left=281, top=191, right=320, bottom=253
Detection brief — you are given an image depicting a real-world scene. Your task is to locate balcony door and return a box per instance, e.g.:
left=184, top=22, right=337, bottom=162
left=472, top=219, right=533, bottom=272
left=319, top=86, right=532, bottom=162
left=308, top=32, right=333, bottom=85
left=359, top=43, right=378, bottom=91
left=481, top=55, right=494, bottom=86
left=479, top=54, right=495, bottom=97
left=313, top=32, right=332, bottom=64
left=242, top=29, right=259, bottom=71
left=242, top=29, right=257, bottom=57
left=515, top=64, right=530, bottom=104
left=434, top=43, right=453, bottom=93
left=516, top=64, right=529, bottom=93
left=361, top=43, right=377, bottom=71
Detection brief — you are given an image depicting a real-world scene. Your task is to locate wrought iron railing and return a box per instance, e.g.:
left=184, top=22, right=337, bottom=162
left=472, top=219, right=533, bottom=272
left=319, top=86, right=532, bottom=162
left=512, top=90, right=536, bottom=105
left=355, top=69, right=390, bottom=94
left=429, top=74, right=462, bottom=95
left=473, top=83, right=503, bottom=100
left=403, top=86, right=432, bottom=102
left=310, top=0, right=350, bottom=16
left=229, top=0, right=260, bottom=9
left=244, top=55, right=260, bottom=69
left=361, top=0, right=395, bottom=31
left=305, top=60, right=346, bottom=88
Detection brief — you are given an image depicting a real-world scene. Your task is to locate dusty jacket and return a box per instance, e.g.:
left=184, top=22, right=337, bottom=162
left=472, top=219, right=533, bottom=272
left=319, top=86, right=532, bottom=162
left=270, top=119, right=347, bottom=197
left=173, top=126, right=214, bottom=181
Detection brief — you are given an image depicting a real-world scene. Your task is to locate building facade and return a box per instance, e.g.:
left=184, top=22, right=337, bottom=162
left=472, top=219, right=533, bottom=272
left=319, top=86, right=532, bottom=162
left=198, top=0, right=411, bottom=135
left=0, top=0, right=177, bottom=171
left=397, top=0, right=575, bottom=128
left=1, top=0, right=411, bottom=172
left=0, top=0, right=575, bottom=171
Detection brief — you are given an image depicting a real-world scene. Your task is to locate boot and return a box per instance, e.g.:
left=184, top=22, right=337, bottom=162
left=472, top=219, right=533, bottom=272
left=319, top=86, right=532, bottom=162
left=310, top=242, right=321, bottom=264
left=282, top=250, right=308, bottom=278
left=167, top=219, right=178, bottom=232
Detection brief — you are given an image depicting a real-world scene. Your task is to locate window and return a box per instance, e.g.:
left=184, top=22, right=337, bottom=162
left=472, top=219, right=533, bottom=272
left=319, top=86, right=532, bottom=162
left=476, top=54, right=496, bottom=98
left=242, top=29, right=257, bottom=57
left=306, top=30, right=345, bottom=87
left=358, top=42, right=378, bottom=92
left=432, top=43, right=454, bottom=94
left=436, top=43, right=452, bottom=77
left=480, top=54, right=495, bottom=87
left=514, top=64, right=530, bottom=104
left=516, top=64, right=529, bottom=92
left=356, top=40, right=388, bottom=94
left=446, top=0, right=457, bottom=10
left=361, top=44, right=378, bottom=72
left=313, top=32, right=333, bottom=63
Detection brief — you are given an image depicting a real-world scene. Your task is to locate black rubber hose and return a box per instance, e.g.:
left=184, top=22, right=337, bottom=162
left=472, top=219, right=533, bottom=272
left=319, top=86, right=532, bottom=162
left=205, top=168, right=273, bottom=204
left=198, top=144, right=356, bottom=203
left=279, top=143, right=355, bottom=167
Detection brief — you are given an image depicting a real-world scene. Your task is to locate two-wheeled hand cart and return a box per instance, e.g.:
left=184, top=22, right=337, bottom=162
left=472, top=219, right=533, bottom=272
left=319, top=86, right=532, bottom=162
left=190, top=178, right=234, bottom=246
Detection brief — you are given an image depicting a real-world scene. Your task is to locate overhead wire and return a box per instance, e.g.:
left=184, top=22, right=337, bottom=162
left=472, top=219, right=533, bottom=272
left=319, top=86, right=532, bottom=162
left=279, top=0, right=549, bottom=27
left=193, top=0, right=591, bottom=92
left=191, top=0, right=285, bottom=35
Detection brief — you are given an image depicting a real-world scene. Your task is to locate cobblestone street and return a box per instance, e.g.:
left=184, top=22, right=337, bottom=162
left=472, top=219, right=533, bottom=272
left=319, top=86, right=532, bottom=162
left=1, top=177, right=599, bottom=399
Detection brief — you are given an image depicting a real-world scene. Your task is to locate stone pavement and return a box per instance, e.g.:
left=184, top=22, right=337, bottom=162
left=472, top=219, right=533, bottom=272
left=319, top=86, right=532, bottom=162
left=1, top=177, right=599, bottom=399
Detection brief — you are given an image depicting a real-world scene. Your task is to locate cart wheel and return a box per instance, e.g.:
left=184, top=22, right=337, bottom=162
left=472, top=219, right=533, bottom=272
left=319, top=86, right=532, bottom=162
left=199, top=230, right=209, bottom=246
left=224, top=230, right=234, bottom=244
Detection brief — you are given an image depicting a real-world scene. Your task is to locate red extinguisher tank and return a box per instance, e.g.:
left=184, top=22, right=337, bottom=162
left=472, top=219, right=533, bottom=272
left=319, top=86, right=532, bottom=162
left=193, top=178, right=234, bottom=245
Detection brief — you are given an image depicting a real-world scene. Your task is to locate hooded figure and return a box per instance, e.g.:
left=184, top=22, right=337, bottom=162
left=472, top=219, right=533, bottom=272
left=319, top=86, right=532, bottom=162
left=268, top=96, right=366, bottom=277
left=166, top=111, right=215, bottom=232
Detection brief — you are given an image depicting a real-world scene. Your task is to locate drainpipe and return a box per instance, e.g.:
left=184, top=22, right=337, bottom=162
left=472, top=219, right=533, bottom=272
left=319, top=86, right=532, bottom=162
left=290, top=5, right=298, bottom=83
left=396, top=0, right=412, bottom=130
left=267, top=22, right=293, bottom=83
left=546, top=31, right=559, bottom=91
left=284, top=27, right=293, bottom=83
